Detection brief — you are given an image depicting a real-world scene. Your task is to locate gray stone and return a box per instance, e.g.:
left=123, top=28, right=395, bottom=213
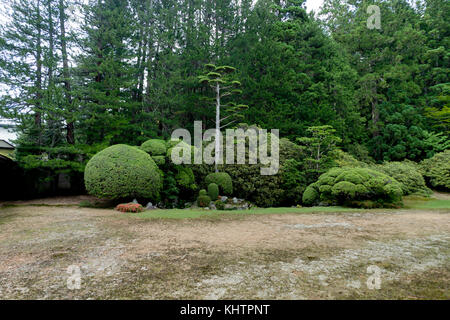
left=220, top=196, right=228, bottom=202
left=232, top=197, right=238, bottom=204
left=132, top=199, right=139, bottom=204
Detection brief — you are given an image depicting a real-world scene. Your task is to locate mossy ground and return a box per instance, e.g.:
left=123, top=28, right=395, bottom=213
left=0, top=194, right=448, bottom=299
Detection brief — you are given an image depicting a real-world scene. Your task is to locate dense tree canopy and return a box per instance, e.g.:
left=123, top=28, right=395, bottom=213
left=0, top=0, right=448, bottom=192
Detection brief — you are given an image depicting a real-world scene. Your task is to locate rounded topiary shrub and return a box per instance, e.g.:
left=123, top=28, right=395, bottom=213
left=205, top=172, right=233, bottom=195
left=302, top=185, right=319, bottom=206
left=215, top=200, right=225, bottom=210
left=302, top=167, right=403, bottom=208
left=84, top=144, right=162, bottom=200
left=199, top=189, right=208, bottom=196
left=376, top=161, right=431, bottom=196
left=208, top=183, right=219, bottom=200
left=420, top=150, right=450, bottom=191
left=140, top=139, right=167, bottom=156
left=197, top=194, right=211, bottom=207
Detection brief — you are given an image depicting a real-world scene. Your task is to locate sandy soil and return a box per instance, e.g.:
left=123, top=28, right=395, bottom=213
left=0, top=205, right=448, bottom=299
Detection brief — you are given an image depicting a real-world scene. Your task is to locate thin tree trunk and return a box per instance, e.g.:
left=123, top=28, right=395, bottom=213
left=59, top=0, right=74, bottom=144
left=35, top=0, right=43, bottom=133
left=215, top=83, right=220, bottom=173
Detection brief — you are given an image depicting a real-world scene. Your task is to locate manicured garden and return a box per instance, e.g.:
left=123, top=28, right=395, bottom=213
left=79, top=134, right=450, bottom=216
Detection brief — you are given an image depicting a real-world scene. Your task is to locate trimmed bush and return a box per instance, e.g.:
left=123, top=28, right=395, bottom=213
left=140, top=139, right=167, bottom=156
left=302, top=185, right=319, bottom=206
left=205, top=172, right=233, bottom=195
left=115, top=203, right=144, bottom=213
left=302, top=167, right=403, bottom=207
left=215, top=200, right=225, bottom=210
left=199, top=189, right=208, bottom=196
left=191, top=136, right=306, bottom=207
left=333, top=149, right=369, bottom=168
left=197, top=195, right=211, bottom=207
left=152, top=156, right=166, bottom=166
left=175, top=166, right=196, bottom=190
left=376, top=161, right=431, bottom=196
left=84, top=144, right=162, bottom=200
left=166, top=139, right=194, bottom=160
left=420, top=150, right=450, bottom=191
left=208, top=183, right=219, bottom=200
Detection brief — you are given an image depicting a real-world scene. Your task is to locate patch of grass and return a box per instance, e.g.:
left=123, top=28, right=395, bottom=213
left=122, top=206, right=363, bottom=220
left=403, top=196, right=450, bottom=209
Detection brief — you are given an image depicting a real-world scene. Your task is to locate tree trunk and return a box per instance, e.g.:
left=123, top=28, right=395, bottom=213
left=59, top=0, right=75, bottom=144
left=215, top=83, right=220, bottom=173
left=35, top=0, right=43, bottom=134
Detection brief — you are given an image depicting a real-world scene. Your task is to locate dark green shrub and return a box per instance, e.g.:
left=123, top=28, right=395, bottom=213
left=302, top=185, right=319, bottom=206
left=333, top=150, right=369, bottom=168
left=84, top=144, right=162, bottom=200
left=220, top=138, right=305, bottom=207
left=208, top=183, right=219, bottom=200
left=205, top=172, right=233, bottom=195
left=175, top=166, right=197, bottom=190
left=376, top=161, right=431, bottom=196
left=197, top=195, right=211, bottom=207
left=420, top=150, right=450, bottom=191
left=303, top=167, right=403, bottom=207
left=152, top=156, right=166, bottom=166
left=140, top=139, right=167, bottom=156
left=199, top=189, right=208, bottom=196
left=215, top=200, right=225, bottom=210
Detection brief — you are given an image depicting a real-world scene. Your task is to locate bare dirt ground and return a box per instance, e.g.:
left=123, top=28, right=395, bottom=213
left=0, top=204, right=449, bottom=299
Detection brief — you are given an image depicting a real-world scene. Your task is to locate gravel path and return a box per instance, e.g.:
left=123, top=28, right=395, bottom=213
left=0, top=205, right=448, bottom=299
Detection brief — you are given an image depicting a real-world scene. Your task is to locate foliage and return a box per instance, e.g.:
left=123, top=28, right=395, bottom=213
left=333, top=150, right=369, bottom=168
left=84, top=144, right=162, bottom=200
left=215, top=199, right=225, bottom=210
left=197, top=188, right=211, bottom=207
left=420, top=150, right=450, bottom=191
left=297, top=125, right=342, bottom=180
left=205, top=172, right=233, bottom=196
left=141, top=139, right=167, bottom=156
left=208, top=183, right=219, bottom=201
left=115, top=203, right=144, bottom=213
left=375, top=161, right=432, bottom=196
left=217, top=137, right=306, bottom=207
left=152, top=156, right=166, bottom=166
left=303, top=167, right=403, bottom=208
left=1, top=0, right=449, bottom=201
left=174, top=166, right=196, bottom=190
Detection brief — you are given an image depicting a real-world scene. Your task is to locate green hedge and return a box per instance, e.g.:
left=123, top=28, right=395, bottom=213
left=140, top=139, right=167, bottom=156
left=219, top=138, right=305, bottom=207
left=302, top=167, right=403, bottom=207
left=152, top=156, right=166, bottom=166
left=205, top=172, right=233, bottom=195
left=420, top=150, right=450, bottom=191
left=208, top=183, right=219, bottom=200
left=376, top=161, right=431, bottom=196
left=175, top=166, right=197, bottom=190
left=84, top=144, right=162, bottom=200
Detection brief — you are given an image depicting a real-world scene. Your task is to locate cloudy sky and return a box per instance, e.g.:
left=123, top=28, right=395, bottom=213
left=305, top=0, right=324, bottom=13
